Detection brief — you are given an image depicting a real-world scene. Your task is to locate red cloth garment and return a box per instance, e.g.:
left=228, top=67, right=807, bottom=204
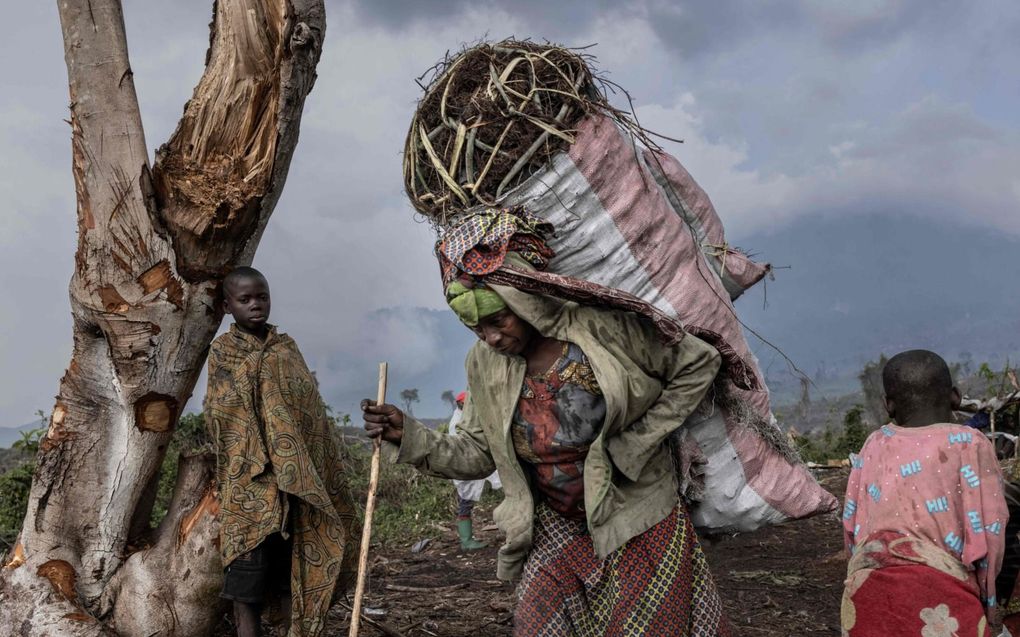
left=842, top=531, right=992, bottom=636
left=511, top=342, right=605, bottom=519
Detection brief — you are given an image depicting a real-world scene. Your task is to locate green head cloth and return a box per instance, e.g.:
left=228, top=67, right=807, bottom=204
left=446, top=281, right=506, bottom=327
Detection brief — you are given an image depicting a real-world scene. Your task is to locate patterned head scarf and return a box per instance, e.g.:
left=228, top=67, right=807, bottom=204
left=436, top=207, right=554, bottom=288
left=446, top=281, right=506, bottom=327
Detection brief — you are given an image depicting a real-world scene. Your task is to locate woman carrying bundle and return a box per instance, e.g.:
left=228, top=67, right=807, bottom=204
left=361, top=226, right=732, bottom=636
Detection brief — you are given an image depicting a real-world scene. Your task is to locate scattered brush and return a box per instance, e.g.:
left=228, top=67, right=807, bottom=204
left=403, top=38, right=671, bottom=228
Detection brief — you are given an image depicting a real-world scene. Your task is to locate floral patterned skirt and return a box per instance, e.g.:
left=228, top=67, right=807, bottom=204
left=842, top=532, right=991, bottom=636
left=514, top=503, right=730, bottom=637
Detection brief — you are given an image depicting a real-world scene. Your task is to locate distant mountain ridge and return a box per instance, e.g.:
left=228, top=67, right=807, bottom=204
left=732, top=213, right=1019, bottom=403
left=0, top=420, right=45, bottom=450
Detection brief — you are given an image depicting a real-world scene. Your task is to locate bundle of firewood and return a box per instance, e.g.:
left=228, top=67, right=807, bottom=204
left=403, top=40, right=610, bottom=224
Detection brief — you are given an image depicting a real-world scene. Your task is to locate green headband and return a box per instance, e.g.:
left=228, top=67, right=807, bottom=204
left=446, top=281, right=506, bottom=327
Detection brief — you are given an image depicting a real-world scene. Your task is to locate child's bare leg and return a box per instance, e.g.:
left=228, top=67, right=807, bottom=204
left=234, top=601, right=262, bottom=637
left=279, top=593, right=292, bottom=631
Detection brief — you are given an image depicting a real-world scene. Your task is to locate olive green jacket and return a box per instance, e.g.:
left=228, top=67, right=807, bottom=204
left=386, top=285, right=721, bottom=580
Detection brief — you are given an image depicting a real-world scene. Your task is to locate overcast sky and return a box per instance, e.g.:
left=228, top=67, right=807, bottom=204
left=1, top=0, right=1018, bottom=425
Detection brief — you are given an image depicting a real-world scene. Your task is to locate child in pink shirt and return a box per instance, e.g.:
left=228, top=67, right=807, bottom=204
left=842, top=350, right=1007, bottom=636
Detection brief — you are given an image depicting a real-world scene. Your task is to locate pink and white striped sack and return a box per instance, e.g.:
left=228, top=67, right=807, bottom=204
left=500, top=114, right=837, bottom=533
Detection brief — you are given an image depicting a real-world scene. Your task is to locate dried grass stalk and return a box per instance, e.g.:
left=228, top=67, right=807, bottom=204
left=403, top=39, right=607, bottom=226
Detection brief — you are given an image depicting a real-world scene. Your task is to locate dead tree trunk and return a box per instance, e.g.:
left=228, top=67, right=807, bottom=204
left=0, top=1, right=325, bottom=634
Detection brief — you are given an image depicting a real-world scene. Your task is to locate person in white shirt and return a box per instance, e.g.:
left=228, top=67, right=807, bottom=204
left=449, top=390, right=502, bottom=549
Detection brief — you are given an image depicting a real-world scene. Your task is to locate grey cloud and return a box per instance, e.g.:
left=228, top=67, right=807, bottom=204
left=345, top=0, right=800, bottom=61
left=0, top=4, right=80, bottom=425
left=276, top=305, right=476, bottom=419
left=344, top=0, right=478, bottom=29
left=644, top=0, right=802, bottom=59
left=123, top=3, right=215, bottom=151
left=842, top=97, right=997, bottom=162
left=344, top=0, right=617, bottom=36
left=283, top=131, right=406, bottom=220
left=642, top=0, right=971, bottom=59
left=790, top=100, right=1020, bottom=237
left=807, top=0, right=969, bottom=52
left=658, top=0, right=1019, bottom=179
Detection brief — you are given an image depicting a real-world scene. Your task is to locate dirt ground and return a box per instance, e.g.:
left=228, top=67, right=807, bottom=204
left=703, top=469, right=848, bottom=636
left=246, top=470, right=849, bottom=637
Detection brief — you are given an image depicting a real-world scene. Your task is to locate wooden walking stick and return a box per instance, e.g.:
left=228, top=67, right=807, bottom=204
left=349, top=362, right=388, bottom=637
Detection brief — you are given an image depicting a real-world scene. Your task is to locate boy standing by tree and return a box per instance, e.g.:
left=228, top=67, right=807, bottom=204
left=841, top=349, right=1007, bottom=636
left=205, top=267, right=359, bottom=637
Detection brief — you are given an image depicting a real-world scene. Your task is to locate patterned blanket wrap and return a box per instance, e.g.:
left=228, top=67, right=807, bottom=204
left=205, top=327, right=359, bottom=637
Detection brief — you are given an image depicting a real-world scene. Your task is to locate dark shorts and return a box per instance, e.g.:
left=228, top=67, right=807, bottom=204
left=221, top=533, right=292, bottom=604
left=457, top=494, right=476, bottom=518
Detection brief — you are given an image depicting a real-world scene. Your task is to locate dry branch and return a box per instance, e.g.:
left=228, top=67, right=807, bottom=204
left=402, top=39, right=670, bottom=228
left=350, top=363, right=389, bottom=637
left=404, top=41, right=595, bottom=224
left=384, top=582, right=469, bottom=593
left=337, top=601, right=406, bottom=637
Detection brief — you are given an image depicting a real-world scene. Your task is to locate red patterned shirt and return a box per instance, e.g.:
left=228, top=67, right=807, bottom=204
left=512, top=341, right=606, bottom=518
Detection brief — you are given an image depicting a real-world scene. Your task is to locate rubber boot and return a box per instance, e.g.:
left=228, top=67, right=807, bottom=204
left=457, top=518, right=488, bottom=550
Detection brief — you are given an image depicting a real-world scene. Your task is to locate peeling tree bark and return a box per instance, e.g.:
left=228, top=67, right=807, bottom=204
left=0, top=1, right=325, bottom=634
